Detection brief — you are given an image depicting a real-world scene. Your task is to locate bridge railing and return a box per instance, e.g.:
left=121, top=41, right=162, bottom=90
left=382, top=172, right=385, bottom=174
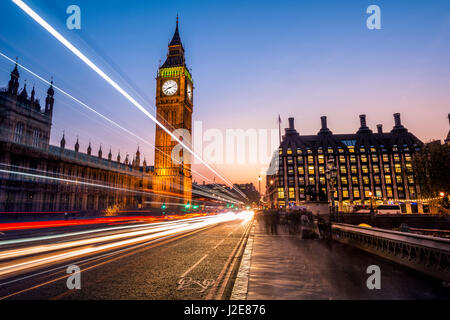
left=332, top=223, right=450, bottom=282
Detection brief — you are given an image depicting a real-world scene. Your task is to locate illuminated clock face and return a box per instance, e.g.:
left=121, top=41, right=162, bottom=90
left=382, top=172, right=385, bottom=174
left=162, top=80, right=178, bottom=96
left=187, top=83, right=193, bottom=101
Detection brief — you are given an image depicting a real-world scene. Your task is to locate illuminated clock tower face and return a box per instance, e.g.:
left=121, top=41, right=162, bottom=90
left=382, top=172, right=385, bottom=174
left=187, top=83, right=192, bottom=101
left=162, top=80, right=178, bottom=96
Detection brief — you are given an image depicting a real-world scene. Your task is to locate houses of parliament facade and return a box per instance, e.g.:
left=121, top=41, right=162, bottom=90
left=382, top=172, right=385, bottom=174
left=0, top=20, right=192, bottom=215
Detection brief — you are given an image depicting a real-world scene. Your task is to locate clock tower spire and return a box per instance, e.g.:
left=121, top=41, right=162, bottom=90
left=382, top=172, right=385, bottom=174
left=154, top=17, right=193, bottom=208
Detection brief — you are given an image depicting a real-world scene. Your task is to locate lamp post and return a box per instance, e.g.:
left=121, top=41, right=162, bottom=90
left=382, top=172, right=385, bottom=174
left=258, top=176, right=262, bottom=208
left=368, top=191, right=374, bottom=214
left=326, top=158, right=338, bottom=222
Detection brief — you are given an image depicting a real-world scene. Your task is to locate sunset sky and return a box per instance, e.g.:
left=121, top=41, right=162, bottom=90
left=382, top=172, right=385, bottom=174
left=0, top=0, right=449, bottom=188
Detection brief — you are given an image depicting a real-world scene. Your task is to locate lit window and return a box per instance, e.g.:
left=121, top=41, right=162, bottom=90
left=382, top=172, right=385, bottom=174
left=384, top=165, right=390, bottom=173
left=361, top=155, right=367, bottom=163
left=406, top=163, right=413, bottom=172
left=363, top=176, right=369, bottom=185
left=373, top=165, right=380, bottom=173
left=407, top=176, right=414, bottom=184
left=299, top=177, right=305, bottom=185
left=353, top=189, right=360, bottom=198
left=372, top=155, right=378, bottom=162
left=374, top=176, right=381, bottom=184
left=396, top=176, right=403, bottom=184
left=348, top=146, right=355, bottom=153
left=309, top=177, right=315, bottom=185
left=287, top=156, right=293, bottom=164
left=308, top=156, right=314, bottom=164
left=394, top=154, right=400, bottom=162
left=395, top=164, right=402, bottom=173
left=386, top=186, right=393, bottom=197
left=308, top=166, right=315, bottom=175
left=350, top=155, right=356, bottom=163
left=341, top=177, right=348, bottom=185
left=343, top=188, right=349, bottom=198
left=339, top=155, right=346, bottom=163
left=352, top=176, right=359, bottom=185
left=319, top=177, right=326, bottom=185
left=297, top=156, right=303, bottom=164
left=385, top=175, right=392, bottom=184
left=298, top=167, right=304, bottom=175
left=382, top=154, right=389, bottom=162
left=318, top=155, right=324, bottom=164
left=319, top=166, right=325, bottom=174
left=328, top=148, right=334, bottom=154
left=340, top=166, right=347, bottom=174
left=277, top=188, right=284, bottom=199
left=362, top=165, right=369, bottom=174
left=351, top=165, right=357, bottom=174
left=287, top=148, right=292, bottom=155
left=405, top=154, right=412, bottom=162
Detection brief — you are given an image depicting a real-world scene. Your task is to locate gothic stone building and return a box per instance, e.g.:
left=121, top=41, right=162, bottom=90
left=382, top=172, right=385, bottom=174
left=266, top=114, right=426, bottom=213
left=0, top=21, right=192, bottom=215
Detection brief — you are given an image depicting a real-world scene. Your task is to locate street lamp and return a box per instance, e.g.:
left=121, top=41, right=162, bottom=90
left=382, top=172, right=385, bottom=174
left=368, top=191, right=374, bottom=213
left=326, top=158, right=338, bottom=222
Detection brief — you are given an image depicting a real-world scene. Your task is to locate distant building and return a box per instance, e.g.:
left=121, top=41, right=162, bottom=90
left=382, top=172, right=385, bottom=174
left=445, top=114, right=450, bottom=145
left=266, top=114, right=427, bottom=213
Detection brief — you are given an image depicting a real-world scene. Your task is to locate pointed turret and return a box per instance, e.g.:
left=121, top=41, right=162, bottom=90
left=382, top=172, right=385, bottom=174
left=74, top=136, right=80, bottom=152
left=117, top=150, right=121, bottom=163
left=87, top=140, right=92, bottom=155
left=60, top=132, right=66, bottom=149
left=45, top=79, right=55, bottom=116
left=135, top=145, right=141, bottom=167
left=8, top=59, right=20, bottom=96
left=98, top=145, right=103, bottom=158
left=108, top=147, right=112, bottom=161
left=18, top=82, right=28, bottom=101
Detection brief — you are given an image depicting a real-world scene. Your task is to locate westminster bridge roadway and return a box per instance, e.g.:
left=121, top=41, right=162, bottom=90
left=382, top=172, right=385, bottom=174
left=0, top=212, right=448, bottom=300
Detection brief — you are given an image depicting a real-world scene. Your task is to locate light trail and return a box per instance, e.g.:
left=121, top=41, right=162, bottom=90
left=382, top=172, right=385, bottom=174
left=11, top=0, right=247, bottom=200
left=0, top=165, right=242, bottom=205
left=0, top=51, right=245, bottom=204
left=0, top=212, right=252, bottom=278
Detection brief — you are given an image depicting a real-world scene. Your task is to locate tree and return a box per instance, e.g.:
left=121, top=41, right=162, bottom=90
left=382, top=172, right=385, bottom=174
left=412, top=142, right=450, bottom=198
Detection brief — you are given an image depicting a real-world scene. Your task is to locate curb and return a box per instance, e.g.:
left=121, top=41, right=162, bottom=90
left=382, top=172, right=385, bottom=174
left=230, top=221, right=255, bottom=300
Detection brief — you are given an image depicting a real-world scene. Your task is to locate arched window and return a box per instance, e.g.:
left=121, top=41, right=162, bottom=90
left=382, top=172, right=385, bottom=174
left=14, top=123, right=24, bottom=143
left=32, top=128, right=40, bottom=147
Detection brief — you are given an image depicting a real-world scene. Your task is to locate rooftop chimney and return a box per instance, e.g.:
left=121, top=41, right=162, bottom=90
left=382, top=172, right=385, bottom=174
left=288, top=117, right=295, bottom=130
left=357, top=114, right=372, bottom=134
left=394, top=113, right=401, bottom=126
left=360, top=114, right=367, bottom=128
left=321, top=116, right=327, bottom=129
left=391, top=113, right=407, bottom=133
left=318, top=116, right=332, bottom=135
left=376, top=124, right=383, bottom=134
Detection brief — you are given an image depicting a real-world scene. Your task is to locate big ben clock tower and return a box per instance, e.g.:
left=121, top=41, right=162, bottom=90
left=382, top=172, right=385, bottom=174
left=154, top=17, right=193, bottom=207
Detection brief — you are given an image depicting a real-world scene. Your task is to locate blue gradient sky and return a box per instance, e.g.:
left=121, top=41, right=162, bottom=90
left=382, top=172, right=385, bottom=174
left=0, top=0, right=449, bottom=186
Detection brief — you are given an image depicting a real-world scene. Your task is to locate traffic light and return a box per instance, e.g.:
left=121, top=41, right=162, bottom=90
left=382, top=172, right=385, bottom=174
left=185, top=202, right=191, bottom=209
left=161, top=203, right=167, bottom=210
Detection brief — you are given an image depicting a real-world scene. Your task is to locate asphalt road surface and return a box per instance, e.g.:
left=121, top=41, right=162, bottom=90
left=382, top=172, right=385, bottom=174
left=0, top=212, right=253, bottom=300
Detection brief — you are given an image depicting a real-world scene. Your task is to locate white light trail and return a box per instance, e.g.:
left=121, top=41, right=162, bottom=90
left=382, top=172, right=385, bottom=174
left=11, top=0, right=243, bottom=197
left=0, top=213, right=250, bottom=277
